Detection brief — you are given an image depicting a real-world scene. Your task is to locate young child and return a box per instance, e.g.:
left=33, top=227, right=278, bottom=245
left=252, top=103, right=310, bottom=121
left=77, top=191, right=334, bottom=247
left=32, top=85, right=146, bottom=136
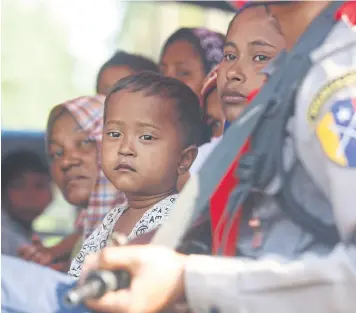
left=69, top=71, right=202, bottom=278
left=96, top=51, right=159, bottom=95
left=1, top=150, right=53, bottom=257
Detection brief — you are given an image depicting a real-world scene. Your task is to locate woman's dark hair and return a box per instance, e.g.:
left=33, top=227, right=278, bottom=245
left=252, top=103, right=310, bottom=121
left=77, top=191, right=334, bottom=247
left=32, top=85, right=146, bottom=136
left=160, top=28, right=225, bottom=75
left=1, top=150, right=50, bottom=195
left=105, top=71, right=205, bottom=147
left=96, top=51, right=159, bottom=93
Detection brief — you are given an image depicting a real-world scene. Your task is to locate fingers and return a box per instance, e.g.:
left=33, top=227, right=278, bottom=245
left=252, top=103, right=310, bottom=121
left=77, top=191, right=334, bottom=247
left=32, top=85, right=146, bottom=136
left=31, top=234, right=43, bottom=246
left=97, top=245, right=149, bottom=272
left=85, top=289, right=131, bottom=313
left=18, top=245, right=37, bottom=260
left=80, top=253, right=100, bottom=284
left=17, top=245, right=53, bottom=265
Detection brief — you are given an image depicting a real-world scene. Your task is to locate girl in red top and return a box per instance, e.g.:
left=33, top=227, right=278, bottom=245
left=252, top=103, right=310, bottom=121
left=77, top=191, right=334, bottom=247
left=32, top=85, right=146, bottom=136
left=211, top=4, right=286, bottom=255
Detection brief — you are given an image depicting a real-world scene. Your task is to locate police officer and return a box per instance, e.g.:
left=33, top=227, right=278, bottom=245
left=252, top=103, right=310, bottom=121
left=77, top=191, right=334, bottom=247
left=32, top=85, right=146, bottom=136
left=80, top=2, right=356, bottom=313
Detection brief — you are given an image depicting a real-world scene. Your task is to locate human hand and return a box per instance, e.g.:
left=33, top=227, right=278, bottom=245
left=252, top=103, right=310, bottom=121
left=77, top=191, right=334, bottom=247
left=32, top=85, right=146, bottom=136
left=17, top=234, right=54, bottom=266
left=82, top=245, right=188, bottom=313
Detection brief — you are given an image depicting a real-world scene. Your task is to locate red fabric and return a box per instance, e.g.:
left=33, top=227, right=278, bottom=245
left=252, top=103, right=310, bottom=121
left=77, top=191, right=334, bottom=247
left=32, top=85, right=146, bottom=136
left=209, top=1, right=356, bottom=257
left=232, top=0, right=247, bottom=9
left=335, top=1, right=356, bottom=25
left=209, top=89, right=259, bottom=256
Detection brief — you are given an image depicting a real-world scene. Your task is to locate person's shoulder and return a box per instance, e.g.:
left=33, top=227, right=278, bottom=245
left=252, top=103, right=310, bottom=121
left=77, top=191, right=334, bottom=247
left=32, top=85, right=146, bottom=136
left=294, top=12, right=356, bottom=176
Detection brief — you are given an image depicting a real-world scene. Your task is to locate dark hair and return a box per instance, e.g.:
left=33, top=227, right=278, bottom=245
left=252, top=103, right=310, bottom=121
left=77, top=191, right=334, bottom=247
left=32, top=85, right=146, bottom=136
left=96, top=51, right=159, bottom=93
left=160, top=28, right=225, bottom=75
left=105, top=71, right=204, bottom=147
left=1, top=150, right=50, bottom=195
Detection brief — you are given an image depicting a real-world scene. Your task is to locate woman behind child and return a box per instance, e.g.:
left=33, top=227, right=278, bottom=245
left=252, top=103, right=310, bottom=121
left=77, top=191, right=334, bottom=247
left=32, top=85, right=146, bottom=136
left=18, top=96, right=126, bottom=270
left=160, top=28, right=226, bottom=190
left=191, top=6, right=286, bottom=176
left=1, top=150, right=53, bottom=257
left=159, top=27, right=225, bottom=97
left=96, top=51, right=159, bottom=96
left=69, top=71, right=203, bottom=278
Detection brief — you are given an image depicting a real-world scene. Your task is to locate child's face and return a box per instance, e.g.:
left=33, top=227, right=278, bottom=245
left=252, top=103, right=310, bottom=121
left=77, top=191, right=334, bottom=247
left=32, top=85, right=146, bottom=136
left=160, top=40, right=206, bottom=96
left=217, top=6, right=285, bottom=122
left=6, top=172, right=52, bottom=224
left=102, top=91, right=193, bottom=197
left=47, top=111, right=98, bottom=208
left=205, top=89, right=225, bottom=138
left=98, top=66, right=135, bottom=95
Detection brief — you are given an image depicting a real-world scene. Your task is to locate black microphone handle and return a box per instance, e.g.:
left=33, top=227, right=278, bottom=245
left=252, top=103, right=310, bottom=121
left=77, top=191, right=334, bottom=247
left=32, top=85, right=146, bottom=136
left=64, top=269, right=131, bottom=307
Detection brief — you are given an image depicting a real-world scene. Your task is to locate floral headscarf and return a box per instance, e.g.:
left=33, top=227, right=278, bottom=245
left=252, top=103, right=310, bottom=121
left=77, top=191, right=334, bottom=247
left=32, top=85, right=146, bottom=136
left=47, top=96, right=126, bottom=239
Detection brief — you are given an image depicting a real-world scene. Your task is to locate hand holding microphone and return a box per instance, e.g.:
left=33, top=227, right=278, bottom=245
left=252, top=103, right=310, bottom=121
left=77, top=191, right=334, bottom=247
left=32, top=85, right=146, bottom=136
left=65, top=243, right=187, bottom=313
left=64, top=268, right=131, bottom=306
left=64, top=233, right=131, bottom=306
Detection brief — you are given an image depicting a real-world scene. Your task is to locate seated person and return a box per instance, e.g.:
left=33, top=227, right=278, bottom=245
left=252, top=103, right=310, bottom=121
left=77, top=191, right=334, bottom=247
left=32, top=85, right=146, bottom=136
left=96, top=51, right=159, bottom=95
left=1, top=150, right=53, bottom=257
left=159, top=27, right=224, bottom=96
left=18, top=96, right=125, bottom=271
left=68, top=71, right=202, bottom=278
left=189, top=65, right=225, bottom=175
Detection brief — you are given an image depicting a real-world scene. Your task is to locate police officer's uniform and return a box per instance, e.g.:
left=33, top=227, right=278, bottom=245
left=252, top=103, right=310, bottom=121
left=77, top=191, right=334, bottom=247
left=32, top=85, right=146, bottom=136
left=180, top=3, right=356, bottom=313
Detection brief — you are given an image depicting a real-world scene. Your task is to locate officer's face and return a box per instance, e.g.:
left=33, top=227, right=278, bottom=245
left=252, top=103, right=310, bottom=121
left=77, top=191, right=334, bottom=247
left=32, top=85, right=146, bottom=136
left=217, top=6, right=285, bottom=122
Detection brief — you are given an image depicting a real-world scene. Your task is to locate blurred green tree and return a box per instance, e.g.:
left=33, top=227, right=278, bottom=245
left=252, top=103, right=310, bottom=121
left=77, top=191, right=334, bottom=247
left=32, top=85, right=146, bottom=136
left=1, top=0, right=80, bottom=130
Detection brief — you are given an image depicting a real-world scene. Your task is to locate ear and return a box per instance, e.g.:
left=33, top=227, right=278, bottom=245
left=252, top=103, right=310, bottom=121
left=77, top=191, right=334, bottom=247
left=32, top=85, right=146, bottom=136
left=177, top=144, right=198, bottom=176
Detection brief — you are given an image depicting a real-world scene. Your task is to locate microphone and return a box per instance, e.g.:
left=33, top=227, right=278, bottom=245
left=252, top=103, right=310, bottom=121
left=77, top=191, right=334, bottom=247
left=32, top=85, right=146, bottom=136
left=64, top=269, right=131, bottom=307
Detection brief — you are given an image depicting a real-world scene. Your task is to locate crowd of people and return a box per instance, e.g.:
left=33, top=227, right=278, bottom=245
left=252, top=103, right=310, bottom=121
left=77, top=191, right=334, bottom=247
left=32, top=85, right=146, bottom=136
left=2, top=1, right=356, bottom=313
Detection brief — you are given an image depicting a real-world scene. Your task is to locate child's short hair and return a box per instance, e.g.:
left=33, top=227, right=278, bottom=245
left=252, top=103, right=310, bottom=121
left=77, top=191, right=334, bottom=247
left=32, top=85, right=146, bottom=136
left=104, top=71, right=204, bottom=147
left=1, top=150, right=50, bottom=195
left=96, top=51, right=159, bottom=93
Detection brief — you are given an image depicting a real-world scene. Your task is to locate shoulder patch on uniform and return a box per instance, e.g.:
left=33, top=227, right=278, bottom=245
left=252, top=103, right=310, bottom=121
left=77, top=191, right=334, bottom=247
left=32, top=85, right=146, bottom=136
left=316, top=98, right=356, bottom=167
left=307, top=72, right=356, bottom=123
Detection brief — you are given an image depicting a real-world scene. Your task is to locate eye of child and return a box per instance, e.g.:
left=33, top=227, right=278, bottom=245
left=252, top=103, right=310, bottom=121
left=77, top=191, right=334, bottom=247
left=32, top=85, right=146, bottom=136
left=107, top=131, right=121, bottom=138
left=140, top=134, right=154, bottom=141
left=253, top=55, right=270, bottom=62
left=223, top=53, right=237, bottom=62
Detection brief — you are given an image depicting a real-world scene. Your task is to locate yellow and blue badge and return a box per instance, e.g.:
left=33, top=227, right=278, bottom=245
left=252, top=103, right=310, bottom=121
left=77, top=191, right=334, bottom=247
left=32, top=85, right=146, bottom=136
left=317, top=98, right=356, bottom=167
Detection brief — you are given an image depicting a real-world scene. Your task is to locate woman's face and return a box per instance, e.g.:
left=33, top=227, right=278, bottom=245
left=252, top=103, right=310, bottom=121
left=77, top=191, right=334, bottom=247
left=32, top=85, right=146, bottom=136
left=217, top=6, right=285, bottom=122
left=160, top=40, right=206, bottom=95
left=47, top=110, right=98, bottom=208
left=205, top=89, right=225, bottom=138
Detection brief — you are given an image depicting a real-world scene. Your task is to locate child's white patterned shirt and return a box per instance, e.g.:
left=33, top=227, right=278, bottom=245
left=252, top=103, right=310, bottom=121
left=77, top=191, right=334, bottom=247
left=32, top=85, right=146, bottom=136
left=68, top=194, right=178, bottom=278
